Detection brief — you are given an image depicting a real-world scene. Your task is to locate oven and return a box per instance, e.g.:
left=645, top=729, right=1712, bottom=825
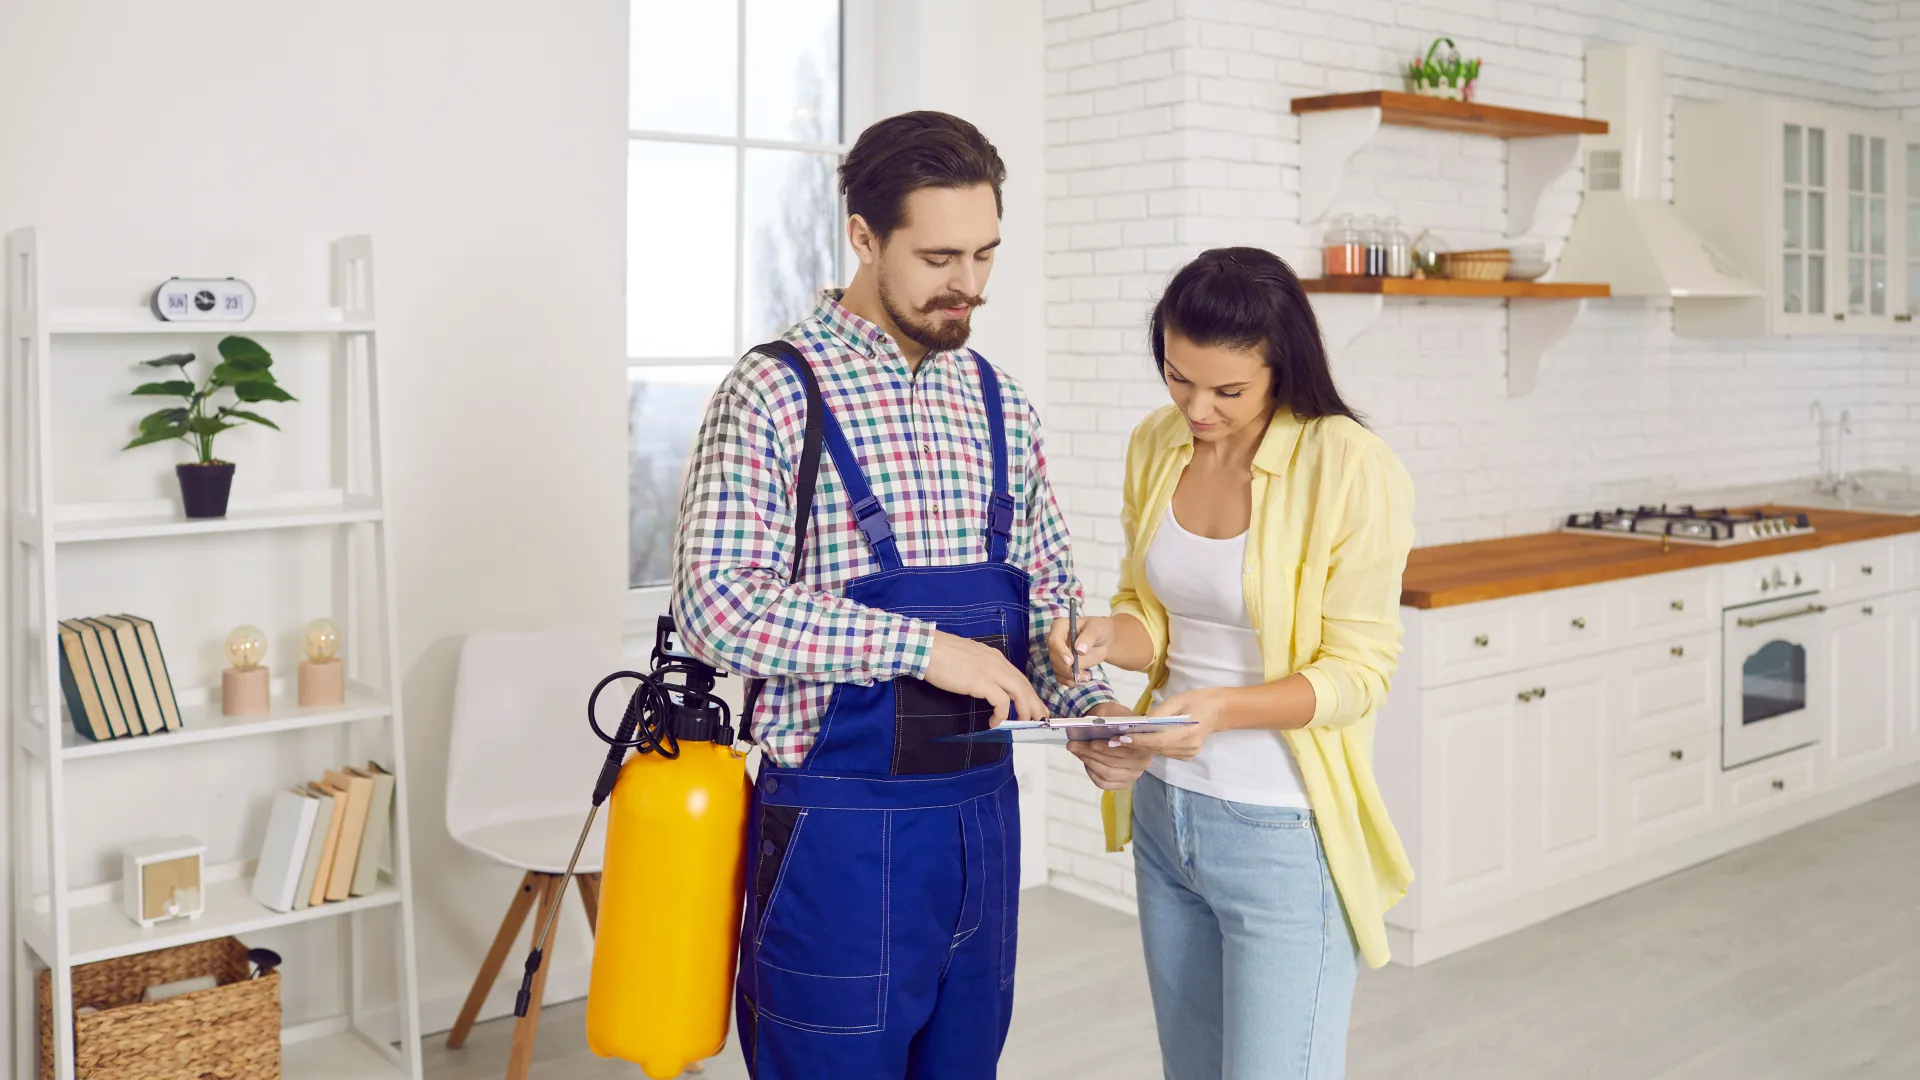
left=1721, top=587, right=1827, bottom=770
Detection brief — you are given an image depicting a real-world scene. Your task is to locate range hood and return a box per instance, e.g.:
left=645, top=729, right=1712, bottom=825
left=1554, top=46, right=1763, bottom=298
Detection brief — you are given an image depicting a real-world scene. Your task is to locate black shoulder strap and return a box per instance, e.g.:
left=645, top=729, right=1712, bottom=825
left=739, top=339, right=823, bottom=738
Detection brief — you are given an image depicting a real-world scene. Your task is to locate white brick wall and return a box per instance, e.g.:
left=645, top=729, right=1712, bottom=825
left=1042, top=0, right=1920, bottom=911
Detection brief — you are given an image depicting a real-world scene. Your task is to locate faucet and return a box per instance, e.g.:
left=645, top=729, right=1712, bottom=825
left=1810, top=402, right=1855, bottom=495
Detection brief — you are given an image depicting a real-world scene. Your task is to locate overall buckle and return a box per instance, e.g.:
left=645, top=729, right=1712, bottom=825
left=987, top=492, right=1015, bottom=540
left=852, top=494, right=895, bottom=548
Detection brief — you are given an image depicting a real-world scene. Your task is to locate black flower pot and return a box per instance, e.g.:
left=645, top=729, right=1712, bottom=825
left=176, top=461, right=236, bottom=519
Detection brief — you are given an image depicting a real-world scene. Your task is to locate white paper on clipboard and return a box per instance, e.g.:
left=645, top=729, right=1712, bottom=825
left=934, top=716, right=1196, bottom=745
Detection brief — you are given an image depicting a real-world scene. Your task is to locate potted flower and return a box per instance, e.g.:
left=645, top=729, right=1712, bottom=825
left=123, top=335, right=295, bottom=519
left=1407, top=37, right=1481, bottom=101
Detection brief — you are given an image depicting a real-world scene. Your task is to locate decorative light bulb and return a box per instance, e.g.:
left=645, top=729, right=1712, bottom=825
left=302, top=618, right=340, bottom=663
left=225, top=625, right=267, bottom=671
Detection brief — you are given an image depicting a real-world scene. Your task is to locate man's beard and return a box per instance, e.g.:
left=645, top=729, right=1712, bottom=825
left=878, top=269, right=987, bottom=354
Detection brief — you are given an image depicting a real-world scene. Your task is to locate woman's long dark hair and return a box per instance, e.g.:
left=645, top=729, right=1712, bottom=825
left=1148, top=247, right=1361, bottom=425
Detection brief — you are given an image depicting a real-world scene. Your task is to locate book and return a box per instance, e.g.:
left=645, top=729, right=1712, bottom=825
left=293, top=782, right=339, bottom=911
left=56, top=622, right=112, bottom=742
left=251, top=787, right=320, bottom=913
left=93, top=615, right=164, bottom=735
left=117, top=615, right=183, bottom=732
left=306, top=780, right=348, bottom=907
left=349, top=762, right=396, bottom=897
left=934, top=715, right=1200, bottom=745
left=79, top=618, right=144, bottom=736
left=321, top=768, right=374, bottom=902
left=60, top=620, right=129, bottom=738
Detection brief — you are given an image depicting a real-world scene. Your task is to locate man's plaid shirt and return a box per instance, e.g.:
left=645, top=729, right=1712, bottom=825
left=670, top=292, right=1119, bottom=766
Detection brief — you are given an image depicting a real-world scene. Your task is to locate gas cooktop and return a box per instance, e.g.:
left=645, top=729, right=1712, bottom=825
left=1562, top=505, right=1815, bottom=546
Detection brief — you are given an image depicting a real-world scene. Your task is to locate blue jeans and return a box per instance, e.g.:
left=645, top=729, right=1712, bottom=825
left=1132, top=770, right=1360, bottom=1080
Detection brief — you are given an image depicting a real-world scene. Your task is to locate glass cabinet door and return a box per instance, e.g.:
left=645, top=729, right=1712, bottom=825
left=1846, top=130, right=1888, bottom=318
left=1782, top=122, right=1828, bottom=318
left=1907, top=140, right=1920, bottom=320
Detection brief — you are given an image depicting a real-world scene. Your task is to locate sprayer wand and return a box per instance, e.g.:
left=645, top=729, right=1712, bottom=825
left=512, top=618, right=732, bottom=1019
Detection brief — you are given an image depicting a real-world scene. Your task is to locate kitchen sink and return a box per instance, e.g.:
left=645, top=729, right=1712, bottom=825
left=1663, top=470, right=1920, bottom=516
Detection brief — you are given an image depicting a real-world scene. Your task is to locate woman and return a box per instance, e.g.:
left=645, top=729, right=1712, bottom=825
left=1051, top=247, right=1415, bottom=1079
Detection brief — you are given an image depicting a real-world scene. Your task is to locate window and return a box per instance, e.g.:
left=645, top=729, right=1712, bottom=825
left=626, top=0, right=850, bottom=591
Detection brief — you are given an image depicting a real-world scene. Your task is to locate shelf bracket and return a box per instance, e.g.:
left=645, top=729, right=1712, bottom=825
left=1507, top=299, right=1583, bottom=397
left=1299, top=107, right=1382, bottom=225
left=1507, top=134, right=1582, bottom=238
left=1308, top=293, right=1384, bottom=359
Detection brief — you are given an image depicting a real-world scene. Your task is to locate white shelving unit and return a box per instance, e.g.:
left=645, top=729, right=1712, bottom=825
left=6, top=228, right=425, bottom=1079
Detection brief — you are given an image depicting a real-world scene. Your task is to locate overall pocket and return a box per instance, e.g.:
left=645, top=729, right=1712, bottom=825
left=890, top=603, right=1018, bottom=775
left=753, top=805, right=892, bottom=1034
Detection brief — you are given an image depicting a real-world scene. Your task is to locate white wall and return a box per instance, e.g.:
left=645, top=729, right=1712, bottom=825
left=1039, top=0, right=1920, bottom=911
left=0, top=0, right=628, bottom=1057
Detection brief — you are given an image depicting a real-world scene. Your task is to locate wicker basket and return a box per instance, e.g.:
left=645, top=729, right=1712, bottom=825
left=38, top=937, right=280, bottom=1080
left=1440, top=248, right=1512, bottom=281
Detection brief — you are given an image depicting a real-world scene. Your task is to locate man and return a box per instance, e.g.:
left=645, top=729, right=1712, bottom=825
left=670, top=110, right=1131, bottom=1078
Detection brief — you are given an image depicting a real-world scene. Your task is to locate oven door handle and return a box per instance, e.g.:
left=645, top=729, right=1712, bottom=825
left=1736, top=602, right=1828, bottom=628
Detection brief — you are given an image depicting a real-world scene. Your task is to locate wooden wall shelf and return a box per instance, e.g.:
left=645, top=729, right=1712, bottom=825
left=1301, top=278, right=1611, bottom=299
left=1290, top=91, right=1608, bottom=140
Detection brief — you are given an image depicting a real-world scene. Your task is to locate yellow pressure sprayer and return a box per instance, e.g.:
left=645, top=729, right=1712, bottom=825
left=512, top=616, right=749, bottom=1080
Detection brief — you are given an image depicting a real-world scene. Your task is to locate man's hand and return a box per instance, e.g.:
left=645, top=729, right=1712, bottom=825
left=1122, top=688, right=1231, bottom=761
left=922, top=630, right=1049, bottom=726
left=1065, top=702, right=1153, bottom=790
left=1047, top=615, right=1114, bottom=685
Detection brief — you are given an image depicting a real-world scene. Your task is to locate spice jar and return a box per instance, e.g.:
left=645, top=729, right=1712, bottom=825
left=1384, top=216, right=1414, bottom=277
left=1359, top=215, right=1388, bottom=277
left=1322, top=214, right=1363, bottom=276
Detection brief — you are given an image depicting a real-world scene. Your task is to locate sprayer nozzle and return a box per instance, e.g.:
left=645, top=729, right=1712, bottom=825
left=512, top=949, right=543, bottom=1018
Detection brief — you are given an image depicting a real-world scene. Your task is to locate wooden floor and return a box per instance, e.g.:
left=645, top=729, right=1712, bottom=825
left=424, top=785, right=1920, bottom=1079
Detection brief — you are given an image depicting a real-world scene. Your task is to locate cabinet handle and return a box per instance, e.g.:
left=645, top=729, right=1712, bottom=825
left=1571, top=616, right=1587, bottom=629
left=1898, top=313, right=1913, bottom=322
left=1517, top=689, right=1535, bottom=703
left=1534, top=686, right=1547, bottom=699
left=1862, top=565, right=1874, bottom=576
left=1835, top=313, right=1847, bottom=321
left=1670, top=748, right=1685, bottom=761
left=1671, top=645, right=1685, bottom=658
left=1473, top=634, right=1489, bottom=647
left=1670, top=599, right=1685, bottom=612
left=1864, top=605, right=1874, bottom=616
left=1771, top=778, right=1786, bottom=791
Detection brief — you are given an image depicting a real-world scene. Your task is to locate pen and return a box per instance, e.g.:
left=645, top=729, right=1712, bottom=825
left=1069, top=598, right=1080, bottom=684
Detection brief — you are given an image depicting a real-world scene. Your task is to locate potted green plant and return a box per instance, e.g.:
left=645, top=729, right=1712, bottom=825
left=123, top=335, right=295, bottom=519
left=1407, top=37, right=1481, bottom=101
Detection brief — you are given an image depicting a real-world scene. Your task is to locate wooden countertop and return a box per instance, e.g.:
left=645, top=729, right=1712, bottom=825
left=1402, top=506, right=1920, bottom=609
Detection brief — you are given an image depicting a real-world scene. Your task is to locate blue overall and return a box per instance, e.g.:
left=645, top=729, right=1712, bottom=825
left=736, top=351, right=1024, bottom=1079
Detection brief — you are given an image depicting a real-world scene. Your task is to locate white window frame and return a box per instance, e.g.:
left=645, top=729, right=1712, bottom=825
left=623, top=0, right=878, bottom=653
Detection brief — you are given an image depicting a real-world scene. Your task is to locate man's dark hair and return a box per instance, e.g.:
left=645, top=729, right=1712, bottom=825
left=838, top=111, right=1006, bottom=242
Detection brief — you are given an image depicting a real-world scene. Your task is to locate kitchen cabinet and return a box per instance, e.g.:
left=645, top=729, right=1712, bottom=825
left=1823, top=596, right=1899, bottom=786
left=1382, top=535, right=1920, bottom=966
left=1418, top=676, right=1524, bottom=925
left=1673, top=98, right=1914, bottom=336
left=1521, top=657, right=1612, bottom=890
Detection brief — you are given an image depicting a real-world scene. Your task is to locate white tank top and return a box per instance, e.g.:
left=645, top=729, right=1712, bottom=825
left=1143, top=504, right=1310, bottom=808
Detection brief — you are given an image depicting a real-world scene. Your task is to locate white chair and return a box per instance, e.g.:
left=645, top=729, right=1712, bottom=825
left=442, top=624, right=623, bottom=1078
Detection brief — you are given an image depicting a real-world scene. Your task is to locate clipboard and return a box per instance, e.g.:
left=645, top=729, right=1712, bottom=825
left=934, top=716, right=1196, bottom=745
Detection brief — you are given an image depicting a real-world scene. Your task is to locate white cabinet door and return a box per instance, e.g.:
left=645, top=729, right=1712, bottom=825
left=1420, top=676, right=1524, bottom=924
left=1835, top=121, right=1896, bottom=332
left=1611, top=631, right=1720, bottom=755
left=1521, top=657, right=1612, bottom=890
left=1825, top=596, right=1899, bottom=785
left=1904, top=592, right=1920, bottom=762
left=1897, top=128, right=1920, bottom=325
left=1612, top=732, right=1718, bottom=859
left=1779, top=109, right=1839, bottom=332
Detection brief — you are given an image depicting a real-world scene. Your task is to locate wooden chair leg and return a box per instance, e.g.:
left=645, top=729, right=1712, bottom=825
left=506, top=874, right=563, bottom=1080
left=577, top=873, right=600, bottom=936
left=446, top=871, right=542, bottom=1050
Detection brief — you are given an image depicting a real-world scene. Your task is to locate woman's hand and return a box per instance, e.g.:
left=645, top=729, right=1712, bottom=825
left=1123, top=688, right=1233, bottom=761
left=1047, top=615, right=1114, bottom=684
left=1065, top=702, right=1154, bottom=790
